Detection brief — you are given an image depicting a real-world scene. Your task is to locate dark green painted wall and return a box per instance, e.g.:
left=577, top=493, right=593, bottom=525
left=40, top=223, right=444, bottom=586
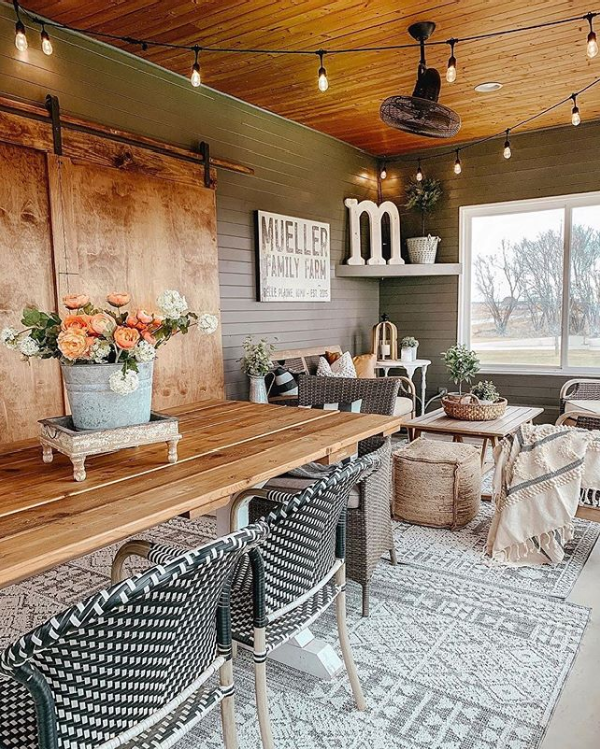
left=0, top=6, right=379, bottom=398
left=381, top=122, right=600, bottom=420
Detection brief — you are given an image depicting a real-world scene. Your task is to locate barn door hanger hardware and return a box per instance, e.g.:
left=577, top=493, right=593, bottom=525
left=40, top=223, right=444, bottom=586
left=199, top=141, right=212, bottom=187
left=45, top=94, right=62, bottom=155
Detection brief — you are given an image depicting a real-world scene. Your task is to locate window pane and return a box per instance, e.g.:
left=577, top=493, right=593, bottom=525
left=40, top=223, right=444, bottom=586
left=470, top=209, right=564, bottom=367
left=569, top=205, right=600, bottom=368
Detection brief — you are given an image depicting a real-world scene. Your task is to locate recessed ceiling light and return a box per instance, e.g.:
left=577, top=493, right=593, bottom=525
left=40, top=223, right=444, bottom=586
left=474, top=81, right=503, bottom=93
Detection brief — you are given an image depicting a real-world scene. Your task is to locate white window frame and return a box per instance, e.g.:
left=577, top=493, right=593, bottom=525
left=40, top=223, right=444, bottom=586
left=458, top=190, right=600, bottom=376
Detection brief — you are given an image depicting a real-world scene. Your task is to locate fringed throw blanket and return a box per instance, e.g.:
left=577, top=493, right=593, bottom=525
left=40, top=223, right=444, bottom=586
left=486, top=424, right=600, bottom=565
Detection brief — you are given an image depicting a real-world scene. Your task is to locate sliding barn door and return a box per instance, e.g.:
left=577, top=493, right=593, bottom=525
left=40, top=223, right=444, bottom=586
left=47, top=155, right=224, bottom=411
left=0, top=143, right=64, bottom=442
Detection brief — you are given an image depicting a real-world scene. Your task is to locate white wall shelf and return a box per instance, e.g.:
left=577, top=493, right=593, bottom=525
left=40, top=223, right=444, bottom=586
left=335, top=263, right=462, bottom=278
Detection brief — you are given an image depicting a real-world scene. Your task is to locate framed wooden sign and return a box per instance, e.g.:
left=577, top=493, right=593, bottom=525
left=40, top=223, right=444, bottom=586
left=256, top=210, right=331, bottom=302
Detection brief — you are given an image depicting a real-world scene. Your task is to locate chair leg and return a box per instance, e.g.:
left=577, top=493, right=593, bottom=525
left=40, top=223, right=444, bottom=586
left=361, top=583, right=370, bottom=618
left=232, top=641, right=238, bottom=659
left=254, top=628, right=275, bottom=749
left=336, top=566, right=366, bottom=710
left=389, top=546, right=398, bottom=566
left=219, top=659, right=239, bottom=749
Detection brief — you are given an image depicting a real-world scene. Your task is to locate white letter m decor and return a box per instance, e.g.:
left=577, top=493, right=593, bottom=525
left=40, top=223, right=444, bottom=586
left=344, top=198, right=404, bottom=266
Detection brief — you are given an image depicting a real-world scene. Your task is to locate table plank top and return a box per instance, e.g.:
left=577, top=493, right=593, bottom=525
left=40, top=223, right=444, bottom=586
left=0, top=399, right=401, bottom=589
left=403, top=405, right=544, bottom=437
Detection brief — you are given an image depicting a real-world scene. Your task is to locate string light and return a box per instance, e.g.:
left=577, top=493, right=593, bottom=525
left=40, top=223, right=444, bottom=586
left=453, top=150, right=462, bottom=175
left=317, top=51, right=329, bottom=92
left=380, top=161, right=387, bottom=180
left=587, top=13, right=599, bottom=58
left=40, top=24, right=53, bottom=56
left=190, top=46, right=201, bottom=87
left=446, top=39, right=457, bottom=83
left=503, top=129, right=512, bottom=159
left=13, top=1, right=27, bottom=52
left=416, top=160, right=423, bottom=182
left=571, top=93, right=581, bottom=125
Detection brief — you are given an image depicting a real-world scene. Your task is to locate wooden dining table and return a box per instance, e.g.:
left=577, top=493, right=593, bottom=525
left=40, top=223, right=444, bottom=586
left=0, top=399, right=402, bottom=591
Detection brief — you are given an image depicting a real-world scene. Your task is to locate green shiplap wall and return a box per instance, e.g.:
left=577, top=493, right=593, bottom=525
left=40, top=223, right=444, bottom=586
left=381, top=122, right=600, bottom=420
left=0, top=5, right=379, bottom=398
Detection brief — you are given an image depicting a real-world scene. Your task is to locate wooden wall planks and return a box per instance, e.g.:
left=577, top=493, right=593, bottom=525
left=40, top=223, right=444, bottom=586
left=381, top=122, right=600, bottom=420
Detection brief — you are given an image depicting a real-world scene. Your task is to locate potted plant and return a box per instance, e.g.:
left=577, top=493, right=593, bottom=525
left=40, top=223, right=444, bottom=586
left=240, top=336, right=275, bottom=403
left=470, top=380, right=500, bottom=405
left=400, top=336, right=419, bottom=363
left=441, top=344, right=480, bottom=396
left=404, top=177, right=443, bottom=264
left=1, top=291, right=218, bottom=431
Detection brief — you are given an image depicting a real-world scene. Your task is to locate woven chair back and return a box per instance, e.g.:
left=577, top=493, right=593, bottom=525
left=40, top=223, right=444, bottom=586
left=298, top=375, right=400, bottom=416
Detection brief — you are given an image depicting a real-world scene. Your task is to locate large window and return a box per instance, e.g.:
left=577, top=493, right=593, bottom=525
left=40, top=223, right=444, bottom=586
left=460, top=193, right=600, bottom=373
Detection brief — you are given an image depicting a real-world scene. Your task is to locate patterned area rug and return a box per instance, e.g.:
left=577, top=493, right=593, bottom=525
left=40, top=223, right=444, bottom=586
left=0, top=515, right=590, bottom=749
left=394, top=498, right=600, bottom=599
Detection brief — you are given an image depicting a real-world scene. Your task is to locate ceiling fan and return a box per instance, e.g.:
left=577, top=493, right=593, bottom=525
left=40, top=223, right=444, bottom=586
left=380, top=21, right=461, bottom=138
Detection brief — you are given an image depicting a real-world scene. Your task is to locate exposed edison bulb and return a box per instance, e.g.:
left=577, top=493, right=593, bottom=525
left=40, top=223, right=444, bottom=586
left=41, top=29, right=53, bottom=56
left=191, top=62, right=201, bottom=87
left=380, top=166, right=387, bottom=180
left=572, top=105, right=581, bottom=126
left=503, top=141, right=512, bottom=159
left=588, top=31, right=599, bottom=58
left=416, top=164, right=423, bottom=182
left=15, top=20, right=27, bottom=52
left=446, top=56, right=457, bottom=83
left=318, top=66, right=329, bottom=92
left=453, top=154, right=462, bottom=175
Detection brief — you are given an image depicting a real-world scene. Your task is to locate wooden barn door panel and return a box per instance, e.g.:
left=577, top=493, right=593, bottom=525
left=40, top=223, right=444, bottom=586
left=0, top=143, right=64, bottom=443
left=47, top=156, right=224, bottom=408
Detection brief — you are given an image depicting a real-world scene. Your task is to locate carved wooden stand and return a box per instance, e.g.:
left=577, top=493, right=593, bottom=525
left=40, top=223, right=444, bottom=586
left=39, top=413, right=181, bottom=482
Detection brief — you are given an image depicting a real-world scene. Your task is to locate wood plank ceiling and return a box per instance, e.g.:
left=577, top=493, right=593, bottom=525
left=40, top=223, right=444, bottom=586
left=23, top=0, right=600, bottom=156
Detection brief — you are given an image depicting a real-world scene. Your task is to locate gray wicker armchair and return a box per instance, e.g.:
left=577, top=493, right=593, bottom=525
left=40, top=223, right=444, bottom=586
left=0, top=524, right=267, bottom=749
left=559, top=378, right=600, bottom=426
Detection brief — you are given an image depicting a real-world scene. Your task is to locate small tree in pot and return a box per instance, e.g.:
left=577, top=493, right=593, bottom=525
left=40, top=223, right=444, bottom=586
left=441, top=344, right=480, bottom=396
left=404, top=177, right=443, bottom=264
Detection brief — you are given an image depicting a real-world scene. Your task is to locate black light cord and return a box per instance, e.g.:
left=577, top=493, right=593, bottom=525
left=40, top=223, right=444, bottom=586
left=12, top=1, right=600, bottom=58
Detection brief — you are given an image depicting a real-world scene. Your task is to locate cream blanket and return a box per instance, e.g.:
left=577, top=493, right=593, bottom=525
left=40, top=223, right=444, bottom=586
left=486, top=424, right=600, bottom=565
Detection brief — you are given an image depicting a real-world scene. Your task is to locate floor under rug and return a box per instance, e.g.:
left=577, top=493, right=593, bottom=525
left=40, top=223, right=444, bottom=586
left=0, top=510, right=592, bottom=749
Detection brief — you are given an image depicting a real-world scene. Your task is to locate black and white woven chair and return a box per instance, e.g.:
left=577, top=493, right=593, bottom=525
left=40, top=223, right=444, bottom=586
left=228, top=454, right=380, bottom=749
left=0, top=523, right=268, bottom=749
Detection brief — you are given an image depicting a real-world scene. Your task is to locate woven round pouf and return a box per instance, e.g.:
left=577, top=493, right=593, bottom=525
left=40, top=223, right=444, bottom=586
left=393, top=437, right=481, bottom=529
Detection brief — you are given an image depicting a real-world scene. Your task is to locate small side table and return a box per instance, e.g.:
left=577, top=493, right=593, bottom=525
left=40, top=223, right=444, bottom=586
left=376, top=358, right=431, bottom=416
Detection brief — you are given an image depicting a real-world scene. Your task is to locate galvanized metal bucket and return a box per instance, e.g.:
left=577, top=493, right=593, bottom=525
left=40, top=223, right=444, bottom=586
left=61, top=362, right=154, bottom=431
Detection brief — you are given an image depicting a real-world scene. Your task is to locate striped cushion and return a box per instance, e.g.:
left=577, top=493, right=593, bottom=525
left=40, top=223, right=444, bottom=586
left=269, top=366, right=299, bottom=397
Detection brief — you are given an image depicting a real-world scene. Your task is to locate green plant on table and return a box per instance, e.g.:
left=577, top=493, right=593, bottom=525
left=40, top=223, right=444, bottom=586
left=401, top=336, right=419, bottom=348
left=240, top=336, right=274, bottom=377
left=441, top=344, right=481, bottom=395
left=471, top=380, right=500, bottom=403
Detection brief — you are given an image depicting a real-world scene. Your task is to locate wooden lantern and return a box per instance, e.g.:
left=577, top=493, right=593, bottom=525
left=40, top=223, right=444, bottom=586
left=371, top=314, right=398, bottom=360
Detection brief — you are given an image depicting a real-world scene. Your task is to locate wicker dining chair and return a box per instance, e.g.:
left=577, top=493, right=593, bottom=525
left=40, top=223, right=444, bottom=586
left=0, top=523, right=267, bottom=749
left=294, top=375, right=405, bottom=617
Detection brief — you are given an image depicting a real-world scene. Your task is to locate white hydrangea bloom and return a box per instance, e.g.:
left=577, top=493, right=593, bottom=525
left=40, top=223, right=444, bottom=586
left=109, top=369, right=140, bottom=395
left=157, top=289, right=188, bottom=318
left=133, top=340, right=157, bottom=363
left=90, top=339, right=112, bottom=363
left=19, top=336, right=40, bottom=357
left=1, top=327, right=19, bottom=350
left=199, top=313, right=219, bottom=335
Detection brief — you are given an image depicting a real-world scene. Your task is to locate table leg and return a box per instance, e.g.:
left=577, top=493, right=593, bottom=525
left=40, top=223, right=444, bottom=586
left=42, top=444, right=53, bottom=464
left=72, top=456, right=86, bottom=482
left=420, top=365, right=428, bottom=417
left=480, top=438, right=488, bottom=467
left=452, top=435, right=463, bottom=443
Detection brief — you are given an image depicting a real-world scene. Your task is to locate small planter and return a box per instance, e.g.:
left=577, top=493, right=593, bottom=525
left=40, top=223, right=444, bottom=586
left=407, top=236, right=440, bottom=264
left=401, top=346, right=417, bottom=363
left=248, top=374, right=268, bottom=404
left=442, top=393, right=507, bottom=421
left=61, top=362, right=154, bottom=431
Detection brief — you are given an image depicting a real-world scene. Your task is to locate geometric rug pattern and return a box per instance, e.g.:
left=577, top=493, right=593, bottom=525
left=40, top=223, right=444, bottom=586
left=394, top=501, right=600, bottom=599
left=0, top=511, right=590, bottom=749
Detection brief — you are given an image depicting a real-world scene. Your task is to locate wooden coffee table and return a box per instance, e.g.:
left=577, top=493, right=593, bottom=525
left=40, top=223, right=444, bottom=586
left=403, top=406, right=544, bottom=492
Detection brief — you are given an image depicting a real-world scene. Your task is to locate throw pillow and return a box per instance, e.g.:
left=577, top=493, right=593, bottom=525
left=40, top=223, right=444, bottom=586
left=316, top=351, right=357, bottom=378
left=268, top=366, right=298, bottom=397
left=325, top=350, right=342, bottom=365
left=352, top=353, right=376, bottom=379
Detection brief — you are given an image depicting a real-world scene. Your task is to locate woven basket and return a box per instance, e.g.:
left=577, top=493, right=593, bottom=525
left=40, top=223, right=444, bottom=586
left=406, top=235, right=440, bottom=264
left=442, top=393, right=507, bottom=421
left=392, top=438, right=481, bottom=529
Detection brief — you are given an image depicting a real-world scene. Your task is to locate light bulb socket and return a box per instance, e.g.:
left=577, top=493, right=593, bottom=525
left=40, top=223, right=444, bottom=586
left=15, top=19, right=25, bottom=34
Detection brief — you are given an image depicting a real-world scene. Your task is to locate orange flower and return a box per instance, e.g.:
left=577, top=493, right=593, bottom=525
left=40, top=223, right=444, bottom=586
left=63, top=293, right=89, bottom=310
left=58, top=329, right=89, bottom=360
left=106, top=292, right=130, bottom=308
left=142, top=330, right=157, bottom=346
left=89, top=313, right=116, bottom=337
left=61, top=314, right=91, bottom=332
left=114, top=326, right=140, bottom=349
left=136, top=309, right=153, bottom=324
left=126, top=314, right=144, bottom=330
